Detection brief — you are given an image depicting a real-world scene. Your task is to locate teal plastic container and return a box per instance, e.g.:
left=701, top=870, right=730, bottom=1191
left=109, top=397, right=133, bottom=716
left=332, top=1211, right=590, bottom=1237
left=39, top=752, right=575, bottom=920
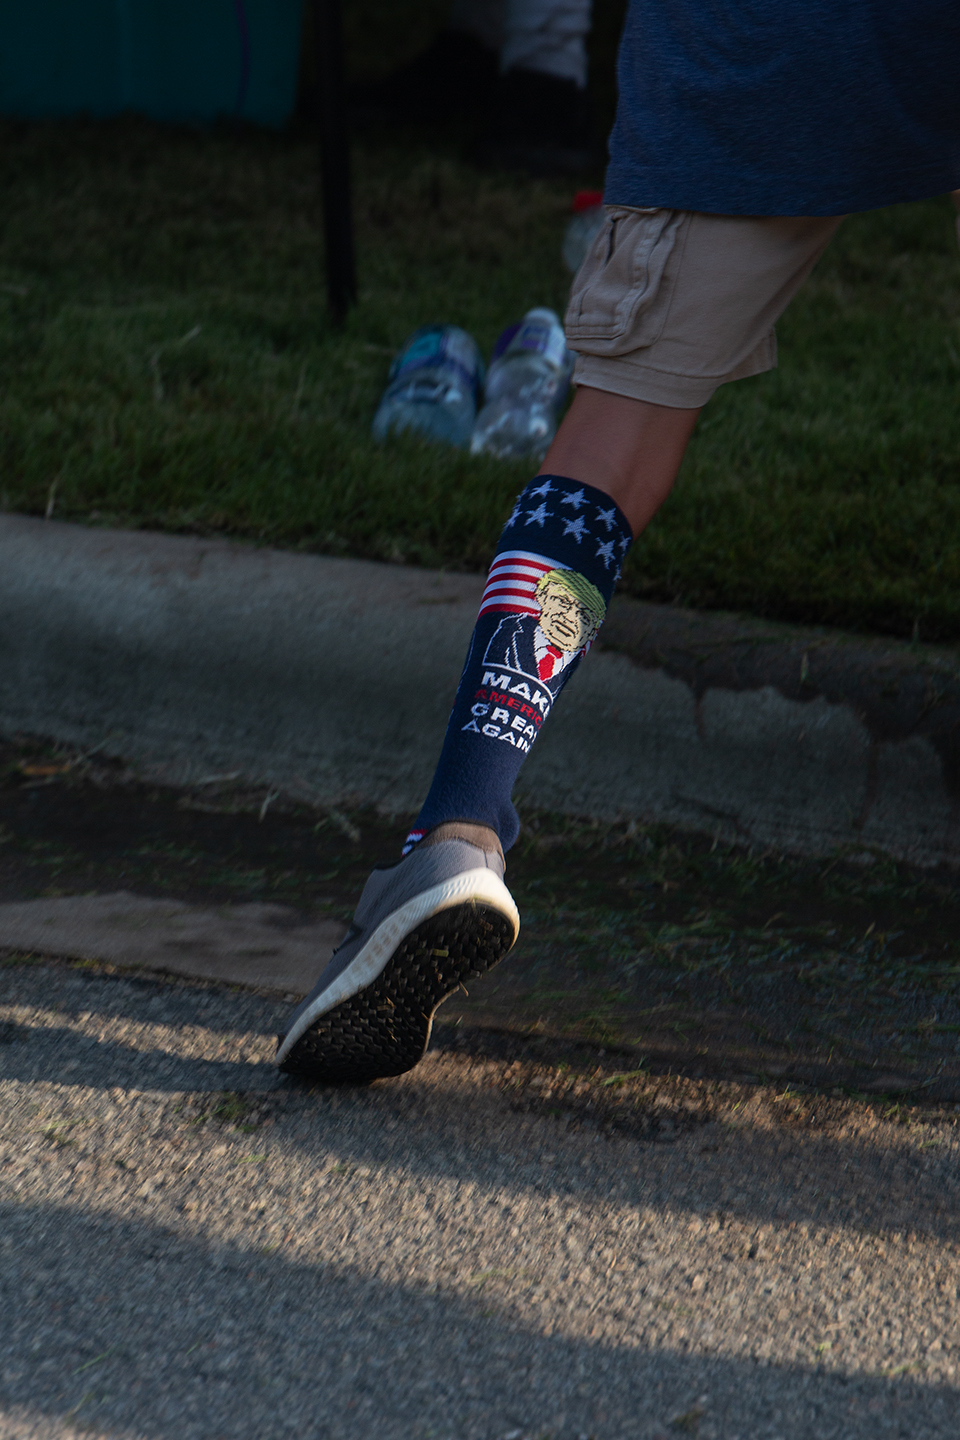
left=0, top=0, right=303, bottom=128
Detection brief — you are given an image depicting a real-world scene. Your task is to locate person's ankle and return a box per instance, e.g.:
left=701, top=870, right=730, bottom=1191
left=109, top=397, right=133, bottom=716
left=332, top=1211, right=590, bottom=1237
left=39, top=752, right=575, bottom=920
left=420, top=820, right=503, bottom=862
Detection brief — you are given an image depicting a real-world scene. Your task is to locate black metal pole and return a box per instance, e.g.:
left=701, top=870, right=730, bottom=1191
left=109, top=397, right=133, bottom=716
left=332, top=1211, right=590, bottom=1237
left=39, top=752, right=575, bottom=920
left=313, top=0, right=357, bottom=324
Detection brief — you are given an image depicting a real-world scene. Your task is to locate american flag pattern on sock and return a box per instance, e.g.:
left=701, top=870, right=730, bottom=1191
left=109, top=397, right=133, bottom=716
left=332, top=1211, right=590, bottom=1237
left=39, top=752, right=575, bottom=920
left=478, top=550, right=555, bottom=619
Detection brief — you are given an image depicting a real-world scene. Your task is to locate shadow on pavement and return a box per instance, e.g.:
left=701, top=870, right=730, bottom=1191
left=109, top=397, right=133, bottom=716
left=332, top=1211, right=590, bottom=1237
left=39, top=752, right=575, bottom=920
left=0, top=1017, right=273, bottom=1095
left=1, top=1198, right=957, bottom=1440
left=3, top=963, right=960, bottom=1249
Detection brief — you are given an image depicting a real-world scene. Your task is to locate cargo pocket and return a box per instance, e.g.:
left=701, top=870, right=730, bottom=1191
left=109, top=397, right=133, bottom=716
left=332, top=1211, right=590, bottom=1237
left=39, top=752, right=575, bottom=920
left=564, top=206, right=686, bottom=357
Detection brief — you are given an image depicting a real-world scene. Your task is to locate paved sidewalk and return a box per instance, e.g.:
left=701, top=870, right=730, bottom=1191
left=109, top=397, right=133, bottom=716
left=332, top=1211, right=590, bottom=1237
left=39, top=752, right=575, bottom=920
left=4, top=513, right=960, bottom=864
left=0, top=892, right=344, bottom=994
left=2, top=959, right=959, bottom=1440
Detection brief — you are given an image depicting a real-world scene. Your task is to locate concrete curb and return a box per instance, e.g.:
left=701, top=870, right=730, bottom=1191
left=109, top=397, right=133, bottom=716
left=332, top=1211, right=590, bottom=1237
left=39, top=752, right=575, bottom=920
left=3, top=513, right=959, bottom=865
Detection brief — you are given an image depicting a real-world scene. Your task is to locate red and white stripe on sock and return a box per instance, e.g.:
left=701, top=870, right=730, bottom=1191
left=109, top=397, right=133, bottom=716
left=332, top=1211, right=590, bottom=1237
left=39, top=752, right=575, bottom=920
left=477, top=549, right=555, bottom=618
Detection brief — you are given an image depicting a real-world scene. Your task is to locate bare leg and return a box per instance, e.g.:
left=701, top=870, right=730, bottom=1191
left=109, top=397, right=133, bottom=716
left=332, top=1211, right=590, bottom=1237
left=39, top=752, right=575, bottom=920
left=538, top=385, right=701, bottom=537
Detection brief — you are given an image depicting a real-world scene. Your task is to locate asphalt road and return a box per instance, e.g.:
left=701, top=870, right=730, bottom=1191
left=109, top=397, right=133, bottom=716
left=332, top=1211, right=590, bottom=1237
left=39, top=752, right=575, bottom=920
left=3, top=958, right=960, bottom=1440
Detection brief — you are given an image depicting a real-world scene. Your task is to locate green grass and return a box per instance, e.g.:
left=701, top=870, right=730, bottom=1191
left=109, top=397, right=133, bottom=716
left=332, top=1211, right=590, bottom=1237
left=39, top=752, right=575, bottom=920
left=0, top=102, right=959, bottom=639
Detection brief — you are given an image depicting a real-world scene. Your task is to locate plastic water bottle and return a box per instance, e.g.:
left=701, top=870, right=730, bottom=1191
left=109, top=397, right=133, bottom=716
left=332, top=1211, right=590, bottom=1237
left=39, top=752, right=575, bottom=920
left=470, top=308, right=574, bottom=462
left=372, top=325, right=484, bottom=448
left=562, top=189, right=605, bottom=274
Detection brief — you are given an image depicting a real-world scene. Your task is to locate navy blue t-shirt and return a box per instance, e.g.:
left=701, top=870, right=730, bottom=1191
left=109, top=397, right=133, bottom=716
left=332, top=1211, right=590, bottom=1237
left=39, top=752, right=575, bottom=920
left=605, top=0, right=960, bottom=215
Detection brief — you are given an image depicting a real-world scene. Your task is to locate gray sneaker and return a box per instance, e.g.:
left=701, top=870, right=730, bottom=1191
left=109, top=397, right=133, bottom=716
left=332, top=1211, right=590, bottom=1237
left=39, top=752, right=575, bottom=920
left=275, top=823, right=519, bottom=1082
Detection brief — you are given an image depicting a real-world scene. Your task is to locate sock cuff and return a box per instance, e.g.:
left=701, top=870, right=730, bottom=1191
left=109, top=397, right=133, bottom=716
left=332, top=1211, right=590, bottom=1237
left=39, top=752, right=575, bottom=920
left=496, top=475, right=632, bottom=603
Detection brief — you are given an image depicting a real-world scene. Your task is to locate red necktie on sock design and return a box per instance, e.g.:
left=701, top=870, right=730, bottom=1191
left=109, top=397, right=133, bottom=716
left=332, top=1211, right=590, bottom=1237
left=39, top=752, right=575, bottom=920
left=537, top=644, right=565, bottom=680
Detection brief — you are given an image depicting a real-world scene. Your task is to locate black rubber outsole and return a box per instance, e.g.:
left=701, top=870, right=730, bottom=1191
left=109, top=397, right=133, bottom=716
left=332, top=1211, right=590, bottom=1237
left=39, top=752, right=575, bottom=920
left=276, top=900, right=516, bottom=1084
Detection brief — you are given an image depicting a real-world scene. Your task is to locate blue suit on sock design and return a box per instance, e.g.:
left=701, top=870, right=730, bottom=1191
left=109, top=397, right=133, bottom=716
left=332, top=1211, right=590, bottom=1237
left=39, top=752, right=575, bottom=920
left=407, top=476, right=632, bottom=852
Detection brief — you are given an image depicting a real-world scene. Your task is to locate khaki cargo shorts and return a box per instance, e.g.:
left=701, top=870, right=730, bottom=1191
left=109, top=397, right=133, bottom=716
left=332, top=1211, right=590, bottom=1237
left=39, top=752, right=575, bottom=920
left=564, top=208, right=845, bottom=408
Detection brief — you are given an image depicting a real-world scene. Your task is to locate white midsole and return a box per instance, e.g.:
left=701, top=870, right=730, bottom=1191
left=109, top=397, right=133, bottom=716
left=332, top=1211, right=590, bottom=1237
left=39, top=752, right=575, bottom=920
left=275, top=867, right=520, bottom=1064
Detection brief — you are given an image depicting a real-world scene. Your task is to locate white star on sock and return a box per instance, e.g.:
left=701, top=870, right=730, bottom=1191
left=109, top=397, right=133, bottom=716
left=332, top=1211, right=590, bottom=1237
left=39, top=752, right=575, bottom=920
left=504, top=500, right=523, bottom=529
left=530, top=479, right=554, bottom=499
left=562, top=516, right=587, bottom=541
left=596, top=505, right=618, bottom=532
left=560, top=488, right=587, bottom=511
left=525, top=501, right=552, bottom=526
left=596, top=539, right=615, bottom=567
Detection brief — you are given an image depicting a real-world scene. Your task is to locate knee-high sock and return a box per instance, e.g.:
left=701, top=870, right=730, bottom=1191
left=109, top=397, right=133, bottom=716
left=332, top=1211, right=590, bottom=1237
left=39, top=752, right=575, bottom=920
left=406, top=475, right=632, bottom=853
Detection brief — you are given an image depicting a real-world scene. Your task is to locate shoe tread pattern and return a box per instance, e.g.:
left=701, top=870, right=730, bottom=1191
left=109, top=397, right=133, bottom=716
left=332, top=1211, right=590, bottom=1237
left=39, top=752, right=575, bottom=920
left=277, top=901, right=514, bottom=1083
